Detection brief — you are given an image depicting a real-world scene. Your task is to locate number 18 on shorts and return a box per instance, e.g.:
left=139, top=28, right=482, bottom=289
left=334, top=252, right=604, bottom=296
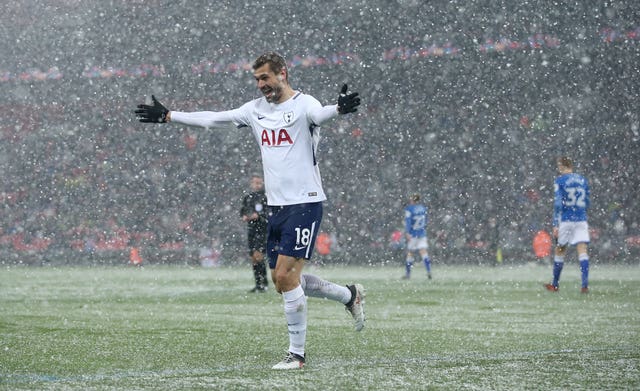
left=267, top=202, right=323, bottom=268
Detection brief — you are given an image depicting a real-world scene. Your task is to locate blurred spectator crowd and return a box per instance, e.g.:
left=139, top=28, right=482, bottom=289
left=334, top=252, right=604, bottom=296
left=0, top=1, right=638, bottom=264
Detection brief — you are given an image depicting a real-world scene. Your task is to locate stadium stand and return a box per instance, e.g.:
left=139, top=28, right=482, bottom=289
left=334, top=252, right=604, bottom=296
left=0, top=1, right=638, bottom=265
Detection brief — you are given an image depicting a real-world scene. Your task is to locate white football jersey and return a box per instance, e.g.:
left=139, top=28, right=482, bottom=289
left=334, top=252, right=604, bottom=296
left=170, top=92, right=338, bottom=206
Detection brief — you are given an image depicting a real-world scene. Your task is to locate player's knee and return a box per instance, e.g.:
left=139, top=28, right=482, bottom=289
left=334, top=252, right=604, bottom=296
left=273, top=269, right=288, bottom=285
left=273, top=270, right=299, bottom=293
left=273, top=278, right=287, bottom=294
left=577, top=244, right=589, bottom=256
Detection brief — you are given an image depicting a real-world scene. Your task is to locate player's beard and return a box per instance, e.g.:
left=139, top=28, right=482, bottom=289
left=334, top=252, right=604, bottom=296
left=262, top=83, right=283, bottom=103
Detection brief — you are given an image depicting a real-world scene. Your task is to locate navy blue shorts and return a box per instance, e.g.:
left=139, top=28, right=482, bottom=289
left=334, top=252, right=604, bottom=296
left=266, top=202, right=323, bottom=269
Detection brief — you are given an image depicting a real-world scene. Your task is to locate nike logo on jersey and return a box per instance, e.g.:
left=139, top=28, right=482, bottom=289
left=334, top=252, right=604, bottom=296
left=294, top=244, right=307, bottom=251
left=257, top=115, right=266, bottom=120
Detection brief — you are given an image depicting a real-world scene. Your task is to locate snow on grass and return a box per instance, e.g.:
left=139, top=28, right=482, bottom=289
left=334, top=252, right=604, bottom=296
left=1, top=263, right=638, bottom=390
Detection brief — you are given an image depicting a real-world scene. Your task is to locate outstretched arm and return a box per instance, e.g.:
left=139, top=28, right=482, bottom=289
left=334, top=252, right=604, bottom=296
left=308, top=84, right=361, bottom=126
left=135, top=95, right=238, bottom=129
left=170, top=110, right=237, bottom=129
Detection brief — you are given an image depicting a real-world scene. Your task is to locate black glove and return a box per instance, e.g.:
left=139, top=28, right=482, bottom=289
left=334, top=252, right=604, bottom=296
left=135, top=95, right=169, bottom=123
left=337, top=84, right=360, bottom=114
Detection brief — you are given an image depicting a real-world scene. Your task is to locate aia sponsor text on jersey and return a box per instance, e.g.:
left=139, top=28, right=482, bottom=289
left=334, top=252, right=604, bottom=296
left=261, top=128, right=294, bottom=146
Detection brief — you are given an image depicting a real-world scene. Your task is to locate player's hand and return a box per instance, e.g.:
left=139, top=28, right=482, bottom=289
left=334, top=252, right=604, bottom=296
left=337, top=84, right=360, bottom=114
left=135, top=95, right=169, bottom=123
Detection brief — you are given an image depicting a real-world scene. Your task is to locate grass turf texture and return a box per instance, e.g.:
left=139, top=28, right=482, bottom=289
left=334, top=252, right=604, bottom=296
left=1, top=264, right=638, bottom=390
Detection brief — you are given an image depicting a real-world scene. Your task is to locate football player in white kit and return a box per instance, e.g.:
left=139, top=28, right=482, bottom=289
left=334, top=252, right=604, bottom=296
left=135, top=52, right=365, bottom=369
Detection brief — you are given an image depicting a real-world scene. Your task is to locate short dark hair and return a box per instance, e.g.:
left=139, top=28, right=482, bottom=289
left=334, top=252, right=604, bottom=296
left=557, top=156, right=573, bottom=169
left=253, top=51, right=287, bottom=78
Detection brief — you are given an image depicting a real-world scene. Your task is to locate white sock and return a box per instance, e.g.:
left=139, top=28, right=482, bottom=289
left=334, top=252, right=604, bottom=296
left=282, top=285, right=307, bottom=357
left=301, top=274, right=352, bottom=304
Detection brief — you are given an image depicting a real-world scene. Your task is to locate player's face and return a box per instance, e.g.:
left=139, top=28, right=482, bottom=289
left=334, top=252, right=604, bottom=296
left=253, top=64, right=286, bottom=103
left=250, top=176, right=263, bottom=191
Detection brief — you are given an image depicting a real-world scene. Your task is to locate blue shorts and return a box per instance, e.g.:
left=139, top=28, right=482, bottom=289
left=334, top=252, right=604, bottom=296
left=266, top=202, right=323, bottom=269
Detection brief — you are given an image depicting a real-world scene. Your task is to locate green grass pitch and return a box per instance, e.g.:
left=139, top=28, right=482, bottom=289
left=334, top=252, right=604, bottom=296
left=1, top=263, right=638, bottom=390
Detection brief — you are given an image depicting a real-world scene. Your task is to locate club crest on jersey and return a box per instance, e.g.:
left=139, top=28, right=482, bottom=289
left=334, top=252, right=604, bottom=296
left=261, top=128, right=293, bottom=146
left=283, top=111, right=294, bottom=124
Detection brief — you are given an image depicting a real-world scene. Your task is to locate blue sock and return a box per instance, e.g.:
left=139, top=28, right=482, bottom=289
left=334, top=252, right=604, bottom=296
left=423, top=256, right=432, bottom=274
left=552, top=260, right=564, bottom=287
left=405, top=261, right=413, bottom=276
left=580, top=259, right=589, bottom=288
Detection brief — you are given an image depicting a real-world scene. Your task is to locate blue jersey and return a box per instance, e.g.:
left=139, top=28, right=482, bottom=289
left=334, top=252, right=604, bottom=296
left=404, top=204, right=428, bottom=238
left=553, top=173, right=589, bottom=226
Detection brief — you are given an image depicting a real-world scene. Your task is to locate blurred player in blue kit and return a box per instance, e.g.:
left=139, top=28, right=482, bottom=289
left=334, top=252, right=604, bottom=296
left=402, top=194, right=433, bottom=279
left=545, top=156, right=591, bottom=293
left=135, top=51, right=365, bottom=370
